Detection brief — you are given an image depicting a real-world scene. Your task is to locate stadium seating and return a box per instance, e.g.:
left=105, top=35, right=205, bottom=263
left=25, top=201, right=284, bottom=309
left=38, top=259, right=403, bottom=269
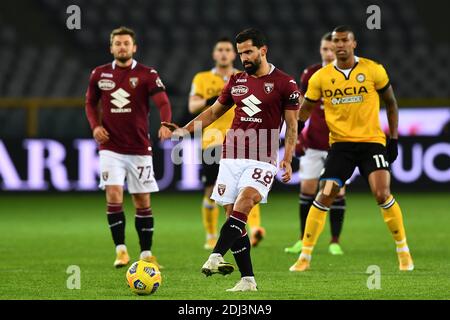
left=0, top=0, right=448, bottom=137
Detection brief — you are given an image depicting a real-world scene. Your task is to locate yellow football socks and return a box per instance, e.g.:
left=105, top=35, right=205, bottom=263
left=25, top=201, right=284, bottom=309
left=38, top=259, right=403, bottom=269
left=300, top=201, right=328, bottom=260
left=247, top=204, right=261, bottom=229
left=202, top=197, right=219, bottom=238
left=379, top=195, right=408, bottom=251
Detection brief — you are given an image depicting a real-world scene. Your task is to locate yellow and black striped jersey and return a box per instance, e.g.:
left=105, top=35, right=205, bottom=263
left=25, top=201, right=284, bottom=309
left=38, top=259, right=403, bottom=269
left=190, top=68, right=238, bottom=149
left=305, top=56, right=390, bottom=146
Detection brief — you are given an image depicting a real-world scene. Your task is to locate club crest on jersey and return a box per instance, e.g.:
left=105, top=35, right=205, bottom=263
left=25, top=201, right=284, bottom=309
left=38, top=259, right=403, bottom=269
left=231, top=85, right=249, bottom=96
left=102, top=171, right=109, bottom=181
left=218, top=184, right=226, bottom=196
left=356, top=73, right=366, bottom=83
left=98, top=79, right=116, bottom=91
left=129, top=77, right=139, bottom=88
left=264, top=82, right=274, bottom=94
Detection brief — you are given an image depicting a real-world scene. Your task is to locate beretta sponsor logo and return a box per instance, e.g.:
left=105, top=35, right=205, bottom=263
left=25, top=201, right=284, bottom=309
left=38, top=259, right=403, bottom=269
left=231, top=85, right=249, bottom=96
left=98, top=79, right=116, bottom=90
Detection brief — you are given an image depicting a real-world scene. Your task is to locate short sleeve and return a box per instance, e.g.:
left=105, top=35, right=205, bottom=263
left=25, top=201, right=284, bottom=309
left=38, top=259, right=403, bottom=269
left=304, top=71, right=322, bottom=102
left=372, top=62, right=390, bottom=93
left=282, top=78, right=301, bottom=110
left=147, top=68, right=166, bottom=96
left=189, top=73, right=204, bottom=97
left=217, top=76, right=234, bottom=107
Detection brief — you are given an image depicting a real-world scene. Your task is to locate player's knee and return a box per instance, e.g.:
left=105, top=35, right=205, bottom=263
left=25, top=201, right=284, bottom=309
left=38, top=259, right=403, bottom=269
left=300, top=179, right=318, bottom=195
left=106, top=186, right=123, bottom=203
left=133, top=193, right=150, bottom=208
left=373, top=188, right=391, bottom=204
left=239, top=197, right=257, bottom=214
left=316, top=180, right=340, bottom=207
left=235, top=188, right=262, bottom=214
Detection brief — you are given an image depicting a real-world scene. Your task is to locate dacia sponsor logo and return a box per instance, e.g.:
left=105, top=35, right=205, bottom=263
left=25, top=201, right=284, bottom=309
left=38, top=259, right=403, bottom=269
left=231, top=85, right=249, bottom=96
left=323, top=86, right=368, bottom=97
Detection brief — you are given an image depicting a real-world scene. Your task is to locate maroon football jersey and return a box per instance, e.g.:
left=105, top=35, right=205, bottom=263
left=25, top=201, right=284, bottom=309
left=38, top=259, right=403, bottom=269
left=218, top=65, right=300, bottom=164
left=299, top=63, right=330, bottom=151
left=85, top=59, right=170, bottom=155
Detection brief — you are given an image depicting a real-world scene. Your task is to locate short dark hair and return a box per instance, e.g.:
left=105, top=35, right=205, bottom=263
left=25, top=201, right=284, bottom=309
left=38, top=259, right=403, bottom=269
left=110, top=26, right=136, bottom=45
left=321, top=32, right=332, bottom=42
left=332, top=25, right=356, bottom=40
left=216, top=36, right=234, bottom=45
left=235, top=28, right=267, bottom=48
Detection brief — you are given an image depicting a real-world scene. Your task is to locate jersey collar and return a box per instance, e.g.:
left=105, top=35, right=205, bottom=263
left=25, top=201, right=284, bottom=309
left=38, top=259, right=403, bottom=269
left=333, top=56, right=359, bottom=70
left=112, top=59, right=137, bottom=70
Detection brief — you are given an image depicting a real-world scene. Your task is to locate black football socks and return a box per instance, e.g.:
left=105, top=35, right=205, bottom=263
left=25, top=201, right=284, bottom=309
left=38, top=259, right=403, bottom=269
left=107, top=203, right=125, bottom=246
left=213, top=211, right=248, bottom=256
left=330, top=197, right=345, bottom=243
left=135, top=207, right=154, bottom=252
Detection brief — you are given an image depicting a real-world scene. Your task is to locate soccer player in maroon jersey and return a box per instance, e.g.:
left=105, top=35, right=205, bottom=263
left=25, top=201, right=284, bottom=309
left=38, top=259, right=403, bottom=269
left=285, top=32, right=347, bottom=255
left=85, top=27, right=172, bottom=268
left=163, top=28, right=300, bottom=291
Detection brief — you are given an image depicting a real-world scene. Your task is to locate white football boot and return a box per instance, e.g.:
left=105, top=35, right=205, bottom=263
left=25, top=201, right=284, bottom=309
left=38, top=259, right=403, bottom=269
left=201, top=253, right=235, bottom=277
left=226, top=277, right=258, bottom=292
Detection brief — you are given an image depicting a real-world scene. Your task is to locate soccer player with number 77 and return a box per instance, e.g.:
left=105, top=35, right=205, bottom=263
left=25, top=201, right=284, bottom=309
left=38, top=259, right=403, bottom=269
left=289, top=25, right=414, bottom=272
left=163, top=28, right=301, bottom=291
left=85, top=27, right=172, bottom=269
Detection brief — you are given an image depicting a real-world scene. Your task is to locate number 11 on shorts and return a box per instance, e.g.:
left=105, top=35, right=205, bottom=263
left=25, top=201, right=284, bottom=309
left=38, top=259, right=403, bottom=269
left=373, top=154, right=389, bottom=168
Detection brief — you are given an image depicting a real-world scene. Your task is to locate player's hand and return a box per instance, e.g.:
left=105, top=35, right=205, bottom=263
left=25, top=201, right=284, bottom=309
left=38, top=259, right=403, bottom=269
left=93, top=126, right=109, bottom=144
left=161, top=122, right=188, bottom=139
left=161, top=122, right=179, bottom=132
left=387, top=138, right=398, bottom=164
left=158, top=125, right=172, bottom=141
left=279, top=160, right=292, bottom=183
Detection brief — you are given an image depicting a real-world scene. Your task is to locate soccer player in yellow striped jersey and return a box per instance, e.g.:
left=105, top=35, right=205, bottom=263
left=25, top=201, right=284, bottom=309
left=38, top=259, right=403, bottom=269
left=189, top=37, right=265, bottom=250
left=290, top=25, right=414, bottom=272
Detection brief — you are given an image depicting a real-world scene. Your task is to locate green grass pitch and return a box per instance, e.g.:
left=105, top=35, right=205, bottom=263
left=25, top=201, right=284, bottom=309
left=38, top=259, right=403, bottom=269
left=0, top=192, right=449, bottom=300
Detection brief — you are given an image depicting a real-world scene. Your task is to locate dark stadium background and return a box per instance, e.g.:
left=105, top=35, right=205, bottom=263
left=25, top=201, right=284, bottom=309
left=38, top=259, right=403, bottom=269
left=0, top=0, right=448, bottom=192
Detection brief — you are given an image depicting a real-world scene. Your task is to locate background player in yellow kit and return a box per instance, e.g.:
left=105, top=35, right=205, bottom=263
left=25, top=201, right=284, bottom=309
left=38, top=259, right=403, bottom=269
left=189, top=37, right=265, bottom=250
left=285, top=32, right=346, bottom=256
left=290, top=25, right=414, bottom=272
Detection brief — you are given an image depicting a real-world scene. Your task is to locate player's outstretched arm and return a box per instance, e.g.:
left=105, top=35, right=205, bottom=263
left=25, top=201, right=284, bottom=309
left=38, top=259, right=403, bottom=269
left=188, top=95, right=219, bottom=114
left=162, top=100, right=231, bottom=136
left=380, top=85, right=399, bottom=163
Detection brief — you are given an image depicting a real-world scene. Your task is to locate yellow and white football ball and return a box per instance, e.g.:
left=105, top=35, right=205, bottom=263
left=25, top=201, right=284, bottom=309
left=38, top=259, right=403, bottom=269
left=126, top=260, right=162, bottom=295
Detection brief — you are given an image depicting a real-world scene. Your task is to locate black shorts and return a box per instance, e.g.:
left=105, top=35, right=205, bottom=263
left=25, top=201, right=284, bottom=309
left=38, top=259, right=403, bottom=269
left=320, top=142, right=390, bottom=187
left=201, top=146, right=221, bottom=187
